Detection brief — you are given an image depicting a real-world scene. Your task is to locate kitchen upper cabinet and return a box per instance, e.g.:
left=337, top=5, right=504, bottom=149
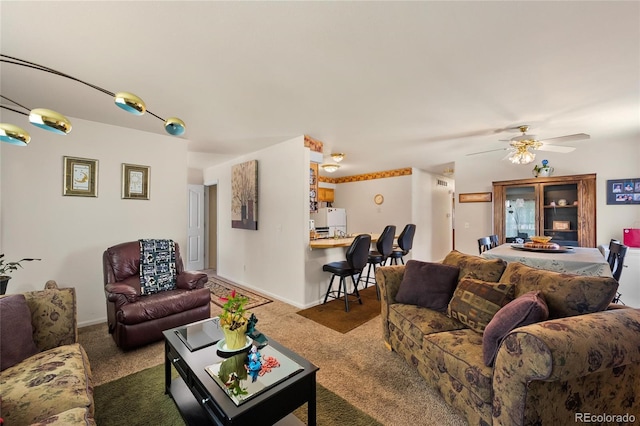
left=318, top=187, right=334, bottom=203
left=492, top=173, right=596, bottom=247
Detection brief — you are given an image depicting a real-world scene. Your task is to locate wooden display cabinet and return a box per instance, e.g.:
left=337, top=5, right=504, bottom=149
left=492, top=173, right=596, bottom=247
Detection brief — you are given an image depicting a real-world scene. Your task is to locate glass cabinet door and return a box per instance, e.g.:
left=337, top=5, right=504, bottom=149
left=504, top=186, right=538, bottom=242
left=542, top=183, right=579, bottom=246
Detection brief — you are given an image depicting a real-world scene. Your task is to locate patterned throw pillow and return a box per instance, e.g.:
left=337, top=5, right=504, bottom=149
left=139, top=239, right=177, bottom=295
left=447, top=278, right=515, bottom=333
left=482, top=290, right=549, bottom=367
left=395, top=260, right=460, bottom=312
left=442, top=250, right=507, bottom=282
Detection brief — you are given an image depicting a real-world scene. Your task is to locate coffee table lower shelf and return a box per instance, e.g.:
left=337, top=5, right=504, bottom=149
left=168, top=376, right=305, bottom=426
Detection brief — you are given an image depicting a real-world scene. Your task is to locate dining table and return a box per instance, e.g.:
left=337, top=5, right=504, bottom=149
left=481, top=243, right=613, bottom=277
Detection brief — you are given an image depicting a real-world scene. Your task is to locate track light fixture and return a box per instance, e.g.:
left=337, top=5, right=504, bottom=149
left=0, top=54, right=186, bottom=146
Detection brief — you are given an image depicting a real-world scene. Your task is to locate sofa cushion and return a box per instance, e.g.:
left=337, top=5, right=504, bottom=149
left=482, top=290, right=549, bottom=367
left=33, top=407, right=96, bottom=426
left=24, top=287, right=77, bottom=351
left=0, top=343, right=93, bottom=425
left=447, top=278, right=515, bottom=333
left=389, top=303, right=468, bottom=349
left=422, top=329, right=494, bottom=404
left=116, top=287, right=211, bottom=325
left=395, top=260, right=460, bottom=312
left=0, top=294, right=40, bottom=371
left=443, top=250, right=507, bottom=282
left=499, top=262, right=618, bottom=318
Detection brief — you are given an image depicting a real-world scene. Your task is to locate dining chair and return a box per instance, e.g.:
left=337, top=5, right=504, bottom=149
left=477, top=236, right=493, bottom=255
left=364, top=225, right=396, bottom=300
left=322, top=234, right=371, bottom=312
left=608, top=240, right=628, bottom=304
left=388, top=224, right=416, bottom=265
left=489, top=234, right=499, bottom=248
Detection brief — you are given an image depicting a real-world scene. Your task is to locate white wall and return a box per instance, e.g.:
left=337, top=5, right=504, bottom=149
left=1, top=118, right=188, bottom=325
left=454, top=137, right=640, bottom=255
left=412, top=170, right=455, bottom=262
left=203, top=136, right=309, bottom=307
left=334, top=175, right=412, bottom=236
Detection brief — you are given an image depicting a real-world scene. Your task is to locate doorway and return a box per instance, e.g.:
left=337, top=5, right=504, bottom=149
left=206, top=184, right=218, bottom=271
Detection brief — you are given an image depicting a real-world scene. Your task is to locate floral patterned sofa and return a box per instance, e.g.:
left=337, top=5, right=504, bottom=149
left=377, top=250, right=640, bottom=426
left=0, top=282, right=94, bottom=425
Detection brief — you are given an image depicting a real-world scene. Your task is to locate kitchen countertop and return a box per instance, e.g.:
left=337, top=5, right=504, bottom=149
left=309, top=233, right=381, bottom=249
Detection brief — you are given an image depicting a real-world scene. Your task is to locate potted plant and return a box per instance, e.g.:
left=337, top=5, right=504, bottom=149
left=532, top=159, right=554, bottom=177
left=0, top=254, right=41, bottom=295
left=219, top=289, right=250, bottom=350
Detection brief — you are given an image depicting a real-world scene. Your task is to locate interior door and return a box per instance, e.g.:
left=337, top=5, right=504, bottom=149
left=186, top=184, right=205, bottom=270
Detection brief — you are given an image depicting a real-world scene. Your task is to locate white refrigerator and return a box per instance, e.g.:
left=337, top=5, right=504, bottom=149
left=311, top=208, right=347, bottom=237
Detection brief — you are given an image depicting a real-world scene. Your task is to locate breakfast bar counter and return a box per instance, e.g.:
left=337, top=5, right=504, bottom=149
left=309, top=233, right=381, bottom=249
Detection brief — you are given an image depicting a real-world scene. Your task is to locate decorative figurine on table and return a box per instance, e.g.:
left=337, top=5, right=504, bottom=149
left=246, top=345, right=262, bottom=382
left=247, top=313, right=269, bottom=347
left=246, top=313, right=258, bottom=336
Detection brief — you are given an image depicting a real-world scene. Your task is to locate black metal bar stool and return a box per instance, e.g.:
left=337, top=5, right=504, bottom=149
left=388, top=224, right=416, bottom=265
left=364, top=225, right=396, bottom=300
left=322, top=234, right=371, bottom=312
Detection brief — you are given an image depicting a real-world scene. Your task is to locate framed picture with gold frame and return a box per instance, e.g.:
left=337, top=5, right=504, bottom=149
left=122, top=163, right=150, bottom=200
left=63, top=156, right=98, bottom=197
left=459, top=192, right=492, bottom=203
left=552, top=221, right=571, bottom=230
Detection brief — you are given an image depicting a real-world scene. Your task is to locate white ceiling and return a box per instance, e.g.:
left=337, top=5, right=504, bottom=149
left=1, top=1, right=638, bottom=177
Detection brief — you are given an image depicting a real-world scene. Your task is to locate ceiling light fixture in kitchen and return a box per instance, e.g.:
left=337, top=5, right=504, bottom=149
left=321, top=163, right=340, bottom=173
left=330, top=153, right=345, bottom=162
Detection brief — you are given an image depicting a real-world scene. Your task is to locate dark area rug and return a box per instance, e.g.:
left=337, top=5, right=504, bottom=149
left=206, top=276, right=273, bottom=310
left=94, top=363, right=381, bottom=426
left=296, top=286, right=381, bottom=333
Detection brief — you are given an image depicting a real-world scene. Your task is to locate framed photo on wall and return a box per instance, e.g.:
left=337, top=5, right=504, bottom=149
left=122, top=163, right=150, bottom=200
left=606, top=178, right=640, bottom=205
left=63, top=156, right=98, bottom=197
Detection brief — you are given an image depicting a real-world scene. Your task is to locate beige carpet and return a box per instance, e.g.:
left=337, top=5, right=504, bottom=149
left=79, top=298, right=467, bottom=425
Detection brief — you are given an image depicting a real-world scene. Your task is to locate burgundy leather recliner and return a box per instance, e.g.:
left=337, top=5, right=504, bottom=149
left=103, top=241, right=210, bottom=350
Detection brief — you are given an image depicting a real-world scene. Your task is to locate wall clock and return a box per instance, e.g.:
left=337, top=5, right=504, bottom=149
left=374, top=194, right=384, bottom=205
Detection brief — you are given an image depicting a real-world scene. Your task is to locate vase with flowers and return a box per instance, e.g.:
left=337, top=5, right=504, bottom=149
left=219, top=290, right=250, bottom=350
left=532, top=159, right=554, bottom=177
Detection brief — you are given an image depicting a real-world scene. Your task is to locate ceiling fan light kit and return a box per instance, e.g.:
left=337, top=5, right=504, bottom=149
left=0, top=54, right=186, bottom=145
left=469, top=124, right=590, bottom=165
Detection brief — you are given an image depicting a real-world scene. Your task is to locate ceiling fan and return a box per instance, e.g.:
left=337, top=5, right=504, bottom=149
left=467, top=125, right=590, bottom=164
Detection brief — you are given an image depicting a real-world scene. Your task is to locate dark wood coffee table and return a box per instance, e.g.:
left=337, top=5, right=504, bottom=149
left=163, top=320, right=319, bottom=425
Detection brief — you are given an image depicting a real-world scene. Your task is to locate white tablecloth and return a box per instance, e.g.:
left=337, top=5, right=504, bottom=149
left=481, top=244, right=612, bottom=277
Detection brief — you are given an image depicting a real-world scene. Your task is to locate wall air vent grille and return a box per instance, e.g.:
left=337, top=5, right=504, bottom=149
left=437, top=179, right=448, bottom=187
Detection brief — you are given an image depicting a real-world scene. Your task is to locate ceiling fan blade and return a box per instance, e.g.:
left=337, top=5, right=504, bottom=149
left=538, top=133, right=590, bottom=143
left=537, top=144, right=576, bottom=153
left=466, top=147, right=507, bottom=156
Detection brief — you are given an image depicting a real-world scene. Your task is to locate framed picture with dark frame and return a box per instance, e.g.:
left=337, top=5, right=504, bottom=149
left=606, top=178, right=640, bottom=205
left=63, top=156, right=98, bottom=197
left=122, top=163, right=150, bottom=200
